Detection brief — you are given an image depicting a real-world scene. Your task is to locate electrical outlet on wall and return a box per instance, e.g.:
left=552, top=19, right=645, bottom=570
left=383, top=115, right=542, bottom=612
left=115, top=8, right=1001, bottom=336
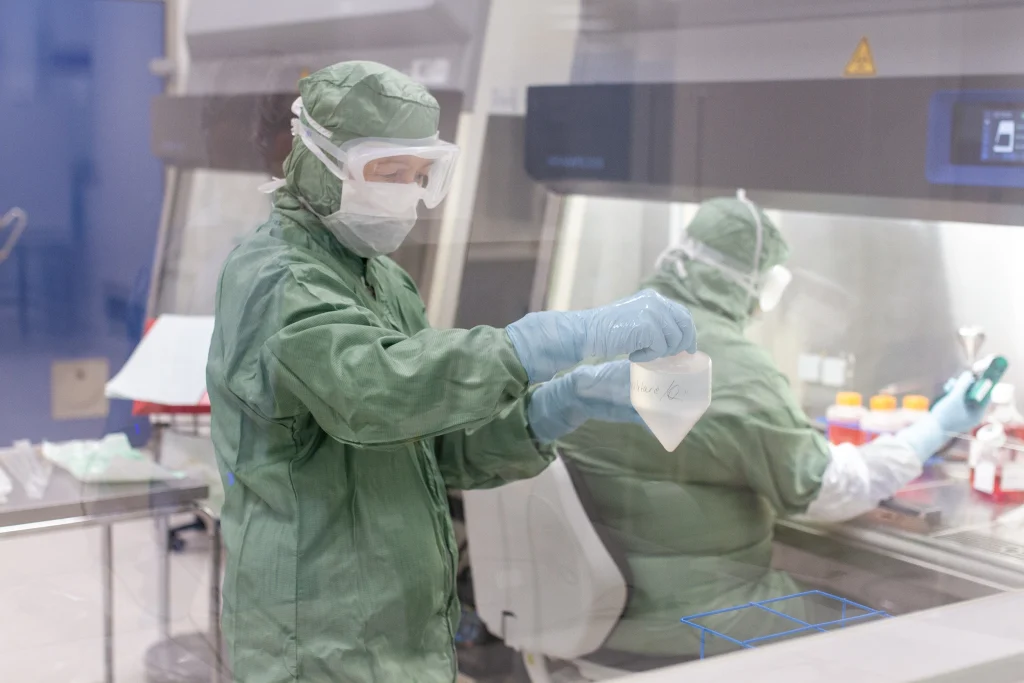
left=51, top=358, right=109, bottom=420
left=820, top=356, right=850, bottom=388
left=798, top=354, right=823, bottom=383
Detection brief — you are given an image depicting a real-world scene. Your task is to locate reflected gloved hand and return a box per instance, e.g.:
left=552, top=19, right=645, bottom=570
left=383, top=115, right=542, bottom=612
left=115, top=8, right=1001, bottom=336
left=527, top=360, right=643, bottom=444
left=899, top=372, right=988, bottom=461
left=506, top=290, right=697, bottom=384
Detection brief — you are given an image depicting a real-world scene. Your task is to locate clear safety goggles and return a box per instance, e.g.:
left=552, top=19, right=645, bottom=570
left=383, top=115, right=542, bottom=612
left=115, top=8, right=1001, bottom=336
left=657, top=190, right=792, bottom=312
left=291, top=98, right=459, bottom=209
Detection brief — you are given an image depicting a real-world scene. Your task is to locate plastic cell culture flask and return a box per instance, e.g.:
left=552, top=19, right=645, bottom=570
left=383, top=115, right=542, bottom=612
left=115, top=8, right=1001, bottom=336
left=630, top=352, right=712, bottom=451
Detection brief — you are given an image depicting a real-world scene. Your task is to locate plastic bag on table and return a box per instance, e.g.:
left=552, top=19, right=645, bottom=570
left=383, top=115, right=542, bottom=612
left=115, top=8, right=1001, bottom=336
left=0, top=440, right=54, bottom=498
left=0, top=463, right=11, bottom=503
left=41, top=433, right=184, bottom=483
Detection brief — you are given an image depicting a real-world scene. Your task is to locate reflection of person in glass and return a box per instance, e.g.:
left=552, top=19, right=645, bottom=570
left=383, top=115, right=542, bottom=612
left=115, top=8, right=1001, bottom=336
left=205, top=61, right=697, bottom=682
left=556, top=195, right=987, bottom=664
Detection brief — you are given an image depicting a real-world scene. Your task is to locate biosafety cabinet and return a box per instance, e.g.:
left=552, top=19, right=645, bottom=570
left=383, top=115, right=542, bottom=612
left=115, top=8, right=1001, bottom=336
left=462, top=4, right=1024, bottom=681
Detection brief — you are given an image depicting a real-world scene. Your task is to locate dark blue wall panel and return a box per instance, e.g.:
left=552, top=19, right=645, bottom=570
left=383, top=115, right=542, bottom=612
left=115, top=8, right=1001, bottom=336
left=0, top=0, right=164, bottom=444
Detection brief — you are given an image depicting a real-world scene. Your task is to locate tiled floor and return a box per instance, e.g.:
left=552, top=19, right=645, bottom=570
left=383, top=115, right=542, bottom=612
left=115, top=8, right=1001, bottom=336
left=0, top=520, right=568, bottom=682
left=0, top=516, right=215, bottom=682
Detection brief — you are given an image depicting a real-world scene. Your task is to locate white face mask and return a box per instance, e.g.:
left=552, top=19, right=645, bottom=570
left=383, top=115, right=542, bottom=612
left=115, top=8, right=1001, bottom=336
left=320, top=181, right=421, bottom=258
left=757, top=264, right=793, bottom=312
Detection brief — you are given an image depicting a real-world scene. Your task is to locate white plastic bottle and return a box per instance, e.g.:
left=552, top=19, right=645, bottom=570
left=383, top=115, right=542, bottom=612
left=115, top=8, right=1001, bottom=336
left=987, top=384, right=1024, bottom=429
left=861, top=395, right=903, bottom=442
left=826, top=392, right=867, bottom=445
left=899, top=395, right=930, bottom=429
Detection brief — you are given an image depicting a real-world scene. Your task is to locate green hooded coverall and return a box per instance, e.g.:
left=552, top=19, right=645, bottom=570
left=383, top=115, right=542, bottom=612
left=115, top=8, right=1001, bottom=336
left=558, top=199, right=833, bottom=659
left=206, top=62, right=551, bottom=682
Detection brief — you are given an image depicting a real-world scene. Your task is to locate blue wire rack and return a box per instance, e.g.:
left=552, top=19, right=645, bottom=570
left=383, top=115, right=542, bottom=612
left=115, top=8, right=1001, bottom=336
left=680, top=590, right=891, bottom=659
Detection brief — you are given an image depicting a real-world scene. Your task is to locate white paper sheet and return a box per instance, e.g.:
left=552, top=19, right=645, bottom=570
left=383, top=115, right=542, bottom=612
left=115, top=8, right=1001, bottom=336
left=105, top=315, right=215, bottom=406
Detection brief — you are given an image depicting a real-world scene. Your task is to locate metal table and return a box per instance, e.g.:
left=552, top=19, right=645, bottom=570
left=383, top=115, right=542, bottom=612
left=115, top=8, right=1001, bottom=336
left=0, top=464, right=221, bottom=683
left=781, top=458, right=1024, bottom=590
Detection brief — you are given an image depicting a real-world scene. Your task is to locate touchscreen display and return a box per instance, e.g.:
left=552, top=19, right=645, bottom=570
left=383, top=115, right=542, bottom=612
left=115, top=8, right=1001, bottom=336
left=952, top=102, right=1024, bottom=165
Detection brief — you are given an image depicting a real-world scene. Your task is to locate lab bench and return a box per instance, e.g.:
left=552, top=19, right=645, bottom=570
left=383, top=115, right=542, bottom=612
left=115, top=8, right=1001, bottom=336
left=774, top=458, right=1024, bottom=618
left=0, top=461, right=221, bottom=683
left=652, top=459, right=1024, bottom=682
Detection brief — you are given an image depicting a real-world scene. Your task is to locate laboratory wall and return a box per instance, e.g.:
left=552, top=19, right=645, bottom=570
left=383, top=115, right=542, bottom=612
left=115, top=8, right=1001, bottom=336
left=937, top=221, right=1024, bottom=391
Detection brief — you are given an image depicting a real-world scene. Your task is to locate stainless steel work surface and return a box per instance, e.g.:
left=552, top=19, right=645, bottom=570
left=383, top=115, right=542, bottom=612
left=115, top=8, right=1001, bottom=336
left=779, top=456, right=1024, bottom=590
left=889, top=459, right=1022, bottom=528
left=0, top=465, right=208, bottom=529
left=853, top=460, right=1024, bottom=559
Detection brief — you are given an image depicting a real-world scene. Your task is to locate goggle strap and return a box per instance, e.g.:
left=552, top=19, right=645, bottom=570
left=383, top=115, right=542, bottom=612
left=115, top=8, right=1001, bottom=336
left=295, top=121, right=349, bottom=182
left=735, top=188, right=764, bottom=285
left=292, top=98, right=334, bottom=140
left=258, top=178, right=286, bottom=194
left=677, top=238, right=761, bottom=295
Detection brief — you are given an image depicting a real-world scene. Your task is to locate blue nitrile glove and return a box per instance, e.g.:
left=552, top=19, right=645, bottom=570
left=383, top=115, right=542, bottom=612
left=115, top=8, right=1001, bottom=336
left=899, top=372, right=988, bottom=462
left=506, top=290, right=697, bottom=384
left=527, top=360, right=644, bottom=444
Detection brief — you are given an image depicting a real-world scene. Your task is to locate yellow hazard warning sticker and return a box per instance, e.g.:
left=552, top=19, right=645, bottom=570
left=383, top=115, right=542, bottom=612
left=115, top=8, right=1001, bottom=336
left=844, top=38, right=876, bottom=77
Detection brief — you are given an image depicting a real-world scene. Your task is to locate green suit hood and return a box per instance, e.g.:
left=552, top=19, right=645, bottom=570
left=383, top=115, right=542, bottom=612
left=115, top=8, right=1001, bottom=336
left=649, top=197, right=789, bottom=324
left=283, top=61, right=441, bottom=217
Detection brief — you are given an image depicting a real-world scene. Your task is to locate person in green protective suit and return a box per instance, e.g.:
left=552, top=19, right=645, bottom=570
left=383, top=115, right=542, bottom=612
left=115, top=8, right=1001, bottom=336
left=206, top=61, right=698, bottom=683
left=556, top=194, right=987, bottom=664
